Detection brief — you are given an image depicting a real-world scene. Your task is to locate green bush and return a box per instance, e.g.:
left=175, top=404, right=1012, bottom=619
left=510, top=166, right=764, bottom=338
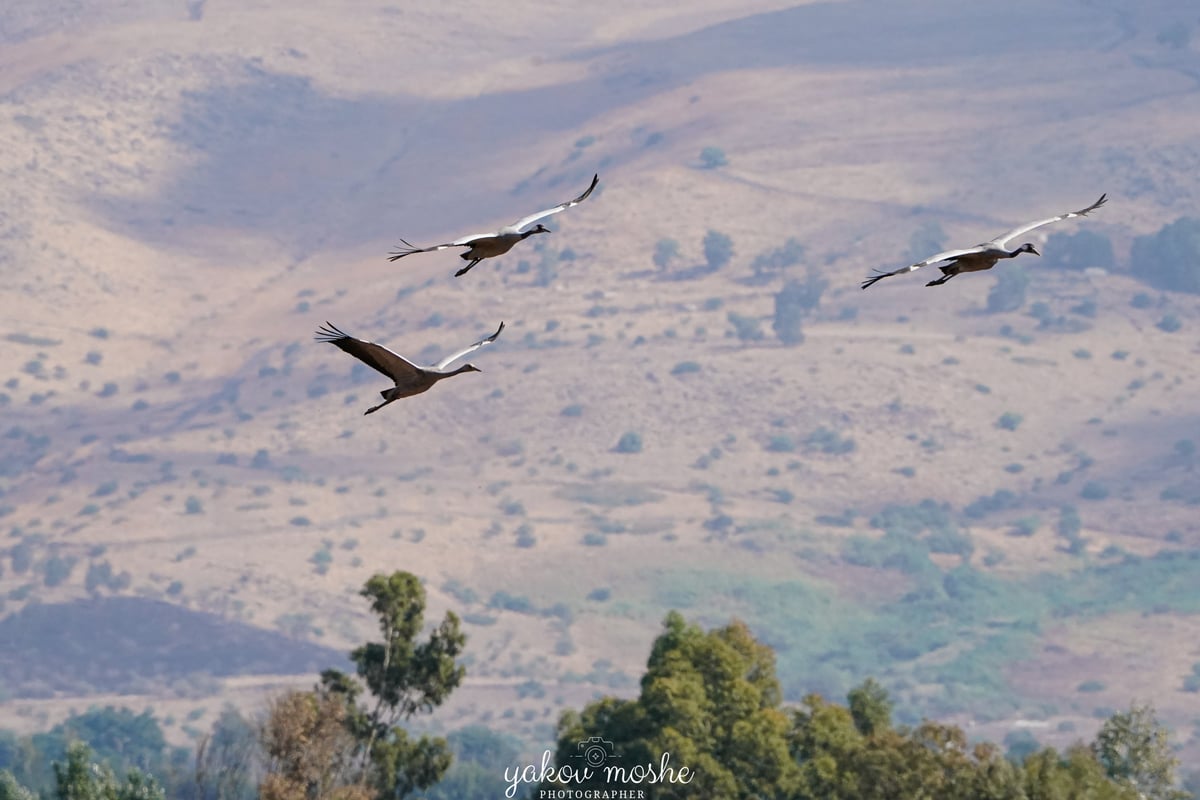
left=310, top=547, right=332, bottom=574
left=906, top=221, right=946, bottom=262
left=804, top=427, right=855, bottom=455
left=1130, top=292, right=1155, bottom=309
left=1009, top=517, right=1040, bottom=537
left=614, top=431, right=643, bottom=453
left=653, top=238, right=679, bottom=270
left=670, top=361, right=701, bottom=376
left=557, top=483, right=663, bottom=507
left=727, top=312, right=763, bottom=341
left=996, top=412, right=1023, bottom=431
left=1043, top=229, right=1114, bottom=270
left=964, top=489, right=1019, bottom=520
left=1130, top=216, right=1200, bottom=294
left=752, top=238, right=805, bottom=277
left=43, top=555, right=76, bottom=587
left=772, top=274, right=827, bottom=345
left=489, top=591, right=535, bottom=614
left=699, top=146, right=728, bottom=169
left=986, top=266, right=1030, bottom=313
left=1157, top=314, right=1182, bottom=333
left=704, top=230, right=734, bottom=270
left=765, top=435, right=795, bottom=453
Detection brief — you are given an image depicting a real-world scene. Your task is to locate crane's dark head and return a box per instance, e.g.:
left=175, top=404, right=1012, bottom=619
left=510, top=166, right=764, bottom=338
left=531, top=224, right=551, bottom=235
left=1019, top=243, right=1040, bottom=256
left=446, top=363, right=481, bottom=377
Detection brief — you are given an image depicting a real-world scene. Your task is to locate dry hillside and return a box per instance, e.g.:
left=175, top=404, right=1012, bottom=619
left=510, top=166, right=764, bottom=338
left=2, top=0, right=1200, bottom=758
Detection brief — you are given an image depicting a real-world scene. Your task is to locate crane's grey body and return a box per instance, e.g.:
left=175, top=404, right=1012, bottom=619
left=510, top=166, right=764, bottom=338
left=314, top=322, right=504, bottom=414
left=388, top=174, right=599, bottom=277
left=861, top=194, right=1107, bottom=289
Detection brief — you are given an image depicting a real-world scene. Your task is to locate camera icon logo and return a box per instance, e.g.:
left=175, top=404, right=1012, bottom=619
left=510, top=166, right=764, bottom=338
left=572, top=736, right=618, bottom=769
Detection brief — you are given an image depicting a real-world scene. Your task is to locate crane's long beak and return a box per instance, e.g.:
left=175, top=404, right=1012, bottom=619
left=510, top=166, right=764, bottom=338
left=1030, top=245, right=1041, bottom=256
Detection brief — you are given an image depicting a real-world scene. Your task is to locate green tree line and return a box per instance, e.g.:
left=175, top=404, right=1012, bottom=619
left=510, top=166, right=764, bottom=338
left=2, top=572, right=1193, bottom=800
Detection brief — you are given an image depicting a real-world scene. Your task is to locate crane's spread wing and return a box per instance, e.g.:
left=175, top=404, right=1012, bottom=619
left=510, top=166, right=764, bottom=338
left=507, top=173, right=599, bottom=232
left=860, top=247, right=985, bottom=289
left=314, top=323, right=424, bottom=383
left=991, top=194, right=1107, bottom=249
left=386, top=234, right=492, bottom=262
left=433, top=322, right=505, bottom=370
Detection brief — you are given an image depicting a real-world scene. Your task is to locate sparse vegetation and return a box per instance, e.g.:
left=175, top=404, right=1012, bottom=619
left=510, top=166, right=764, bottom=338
left=752, top=237, right=805, bottom=278
left=1043, top=229, right=1115, bottom=270
left=727, top=311, right=764, bottom=341
left=986, top=266, right=1030, bottom=313
left=804, top=427, right=855, bottom=455
left=703, top=230, right=734, bottom=271
left=698, top=146, right=728, bottom=169
left=996, top=412, right=1023, bottom=431
left=1131, top=216, right=1200, bottom=294
left=670, top=360, right=701, bottom=376
left=1157, top=314, right=1182, bottom=333
left=613, top=431, right=643, bottom=454
left=653, top=238, right=680, bottom=270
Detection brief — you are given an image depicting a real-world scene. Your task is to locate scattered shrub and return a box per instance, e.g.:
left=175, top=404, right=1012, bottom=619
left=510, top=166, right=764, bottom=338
left=704, top=230, right=734, bottom=270
left=996, top=412, right=1023, bottom=431
left=964, top=489, right=1019, bottom=520
left=653, top=239, right=680, bottom=270
left=1130, top=216, right=1200, bottom=294
left=766, top=435, right=795, bottom=453
left=1129, top=292, right=1154, bottom=309
left=699, top=146, right=728, bottom=169
left=727, top=312, right=764, bottom=341
left=1157, top=314, right=1182, bottom=333
left=805, top=427, right=855, bottom=455
left=986, top=266, right=1030, bottom=313
left=614, top=431, right=643, bottom=454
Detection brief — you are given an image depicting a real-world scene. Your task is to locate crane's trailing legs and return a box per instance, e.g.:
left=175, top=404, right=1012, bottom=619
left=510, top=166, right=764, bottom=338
left=926, top=267, right=958, bottom=287
left=455, top=257, right=484, bottom=278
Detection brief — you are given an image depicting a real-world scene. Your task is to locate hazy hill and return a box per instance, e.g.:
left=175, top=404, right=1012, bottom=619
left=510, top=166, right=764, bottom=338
left=2, top=0, right=1199, bottom=758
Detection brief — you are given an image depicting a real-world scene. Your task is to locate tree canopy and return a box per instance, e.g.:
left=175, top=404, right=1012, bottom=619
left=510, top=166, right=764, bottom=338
left=259, top=571, right=465, bottom=800
left=538, top=612, right=1173, bottom=800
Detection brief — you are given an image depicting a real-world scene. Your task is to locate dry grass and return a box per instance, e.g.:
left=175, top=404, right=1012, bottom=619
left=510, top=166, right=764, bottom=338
left=2, top=0, right=1200, bottom=755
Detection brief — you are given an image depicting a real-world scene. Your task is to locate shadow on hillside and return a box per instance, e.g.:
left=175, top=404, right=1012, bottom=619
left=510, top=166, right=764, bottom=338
left=0, top=596, right=348, bottom=698
left=85, top=1, right=1115, bottom=258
